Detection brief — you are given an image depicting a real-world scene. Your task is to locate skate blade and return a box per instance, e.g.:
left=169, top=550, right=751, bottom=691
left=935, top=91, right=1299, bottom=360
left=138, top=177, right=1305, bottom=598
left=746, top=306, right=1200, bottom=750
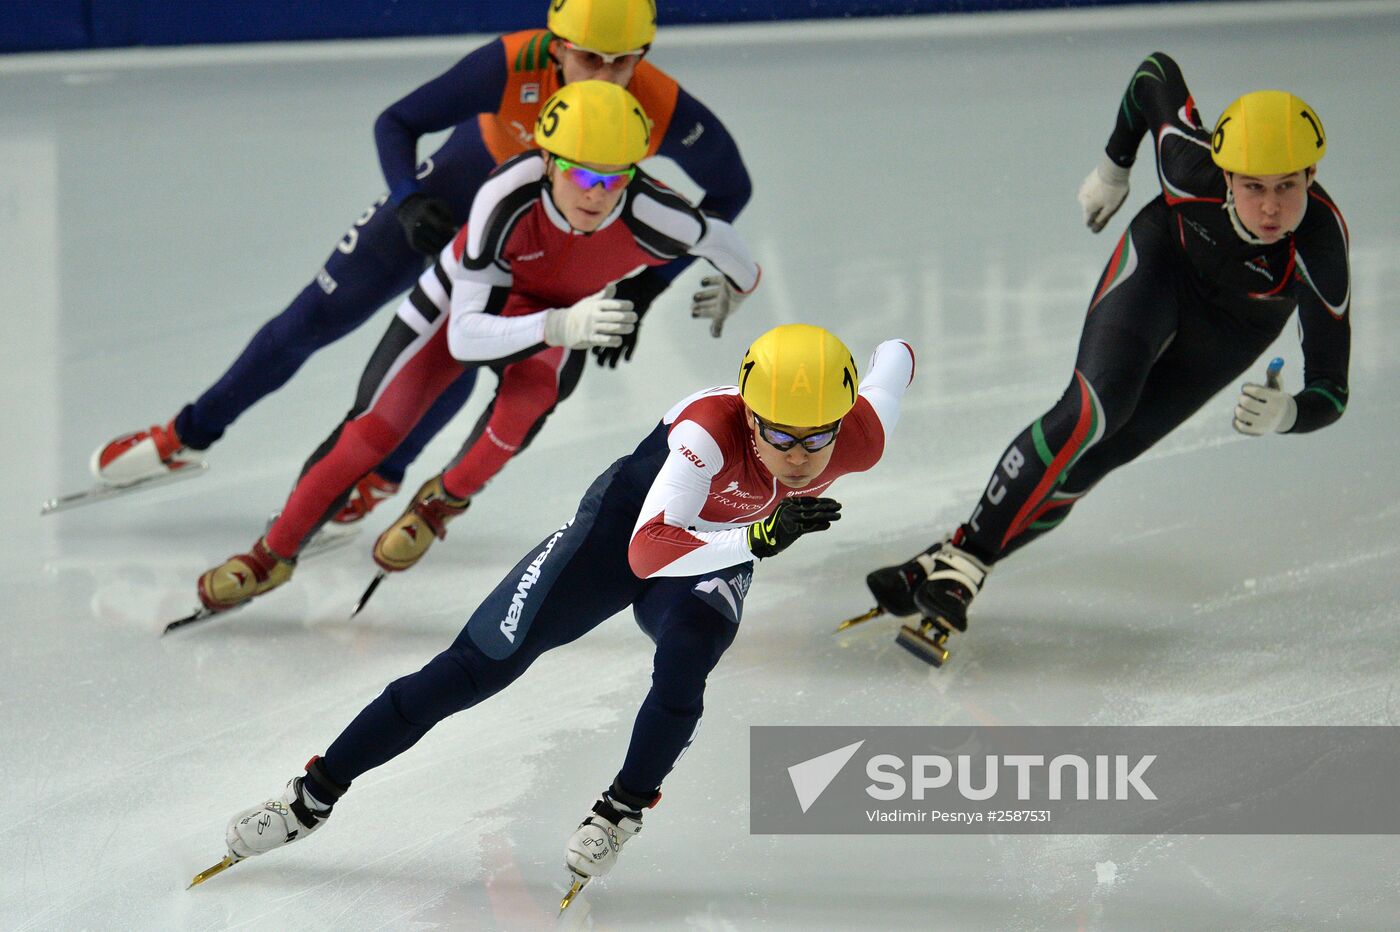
left=186, top=853, right=241, bottom=889
left=895, top=621, right=951, bottom=667
left=560, top=874, right=589, bottom=912
left=835, top=605, right=884, bottom=632
left=162, top=602, right=247, bottom=636
left=41, top=463, right=208, bottom=516
left=351, top=571, right=387, bottom=618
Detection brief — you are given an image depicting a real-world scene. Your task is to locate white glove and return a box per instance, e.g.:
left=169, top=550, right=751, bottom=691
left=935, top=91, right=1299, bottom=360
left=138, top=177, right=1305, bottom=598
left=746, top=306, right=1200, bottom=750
left=1077, top=154, right=1132, bottom=233
left=1233, top=359, right=1297, bottom=436
left=543, top=284, right=637, bottom=349
left=691, top=274, right=749, bottom=338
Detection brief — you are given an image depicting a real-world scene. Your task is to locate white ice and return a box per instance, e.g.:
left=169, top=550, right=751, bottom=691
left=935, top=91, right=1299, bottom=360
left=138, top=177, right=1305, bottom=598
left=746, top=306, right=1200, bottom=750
left=4, top=2, right=1400, bottom=929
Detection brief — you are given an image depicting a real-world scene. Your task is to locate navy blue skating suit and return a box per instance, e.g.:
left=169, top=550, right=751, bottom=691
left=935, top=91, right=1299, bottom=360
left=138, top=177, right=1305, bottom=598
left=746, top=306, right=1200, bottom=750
left=302, top=340, right=913, bottom=806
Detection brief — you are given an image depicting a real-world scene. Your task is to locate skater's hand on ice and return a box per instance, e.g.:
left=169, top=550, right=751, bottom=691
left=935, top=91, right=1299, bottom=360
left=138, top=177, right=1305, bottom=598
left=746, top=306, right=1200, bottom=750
left=691, top=270, right=754, bottom=339
left=396, top=193, right=457, bottom=255
left=747, top=496, right=842, bottom=559
left=1077, top=154, right=1131, bottom=233
left=1233, top=358, right=1296, bottom=435
left=545, top=284, right=638, bottom=349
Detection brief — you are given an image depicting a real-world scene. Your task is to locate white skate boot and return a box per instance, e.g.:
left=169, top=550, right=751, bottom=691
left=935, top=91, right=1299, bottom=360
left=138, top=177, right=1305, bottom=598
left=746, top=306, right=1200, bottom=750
left=188, top=757, right=348, bottom=887
left=560, top=782, right=656, bottom=910
left=90, top=418, right=202, bottom=485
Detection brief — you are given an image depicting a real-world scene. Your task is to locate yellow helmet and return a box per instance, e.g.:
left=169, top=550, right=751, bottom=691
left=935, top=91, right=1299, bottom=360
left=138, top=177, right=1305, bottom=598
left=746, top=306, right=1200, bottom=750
left=534, top=80, right=652, bottom=166
left=1211, top=90, right=1327, bottom=175
left=739, top=324, right=859, bottom=428
left=547, top=0, right=656, bottom=55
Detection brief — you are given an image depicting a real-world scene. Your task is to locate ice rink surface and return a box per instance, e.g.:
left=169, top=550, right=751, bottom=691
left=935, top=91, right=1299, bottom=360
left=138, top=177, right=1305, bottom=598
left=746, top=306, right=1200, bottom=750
left=4, top=1, right=1400, bottom=928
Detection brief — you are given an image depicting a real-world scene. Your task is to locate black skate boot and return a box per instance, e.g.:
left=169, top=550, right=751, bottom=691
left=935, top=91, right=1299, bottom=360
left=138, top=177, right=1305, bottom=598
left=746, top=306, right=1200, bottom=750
left=866, top=547, right=940, bottom=616
left=896, top=535, right=991, bottom=666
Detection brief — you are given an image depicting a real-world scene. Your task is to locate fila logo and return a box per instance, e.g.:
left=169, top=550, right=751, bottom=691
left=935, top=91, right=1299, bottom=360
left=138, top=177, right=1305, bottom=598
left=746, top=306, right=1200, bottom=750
left=788, top=741, right=865, bottom=813
left=521, top=82, right=540, bottom=104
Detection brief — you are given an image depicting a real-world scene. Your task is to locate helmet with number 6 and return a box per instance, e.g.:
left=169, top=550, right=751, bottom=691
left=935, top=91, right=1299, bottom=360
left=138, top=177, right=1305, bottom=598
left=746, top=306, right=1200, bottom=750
left=739, top=325, right=859, bottom=428
left=548, top=0, right=657, bottom=55
left=533, top=80, right=652, bottom=165
left=1211, top=90, right=1326, bottom=175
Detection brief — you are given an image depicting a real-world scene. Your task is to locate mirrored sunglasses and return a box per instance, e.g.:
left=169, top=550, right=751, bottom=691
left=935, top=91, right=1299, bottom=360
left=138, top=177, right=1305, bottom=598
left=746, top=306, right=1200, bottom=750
left=553, top=156, right=636, bottom=192
left=756, top=418, right=841, bottom=453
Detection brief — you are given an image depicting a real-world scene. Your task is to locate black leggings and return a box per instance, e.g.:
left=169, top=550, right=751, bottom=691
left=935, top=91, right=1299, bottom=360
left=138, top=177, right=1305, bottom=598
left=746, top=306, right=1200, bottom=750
left=963, top=201, right=1290, bottom=562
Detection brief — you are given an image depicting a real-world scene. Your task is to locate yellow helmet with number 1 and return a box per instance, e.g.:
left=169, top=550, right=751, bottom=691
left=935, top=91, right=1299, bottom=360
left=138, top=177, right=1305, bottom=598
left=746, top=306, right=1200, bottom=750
left=547, top=0, right=657, bottom=55
left=1211, top=90, right=1326, bottom=175
left=533, top=80, right=652, bottom=165
left=739, top=325, right=860, bottom=428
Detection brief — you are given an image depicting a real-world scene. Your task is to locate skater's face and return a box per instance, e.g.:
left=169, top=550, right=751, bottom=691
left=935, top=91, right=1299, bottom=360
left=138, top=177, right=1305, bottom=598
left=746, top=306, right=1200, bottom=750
left=746, top=410, right=840, bottom=489
left=547, top=157, right=630, bottom=232
left=1226, top=168, right=1314, bottom=243
left=554, top=41, right=645, bottom=87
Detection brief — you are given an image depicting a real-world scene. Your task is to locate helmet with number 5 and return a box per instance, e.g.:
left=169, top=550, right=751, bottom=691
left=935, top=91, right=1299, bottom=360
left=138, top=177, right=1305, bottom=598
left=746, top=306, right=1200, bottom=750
left=548, top=0, right=657, bottom=55
left=739, top=324, right=860, bottom=428
left=1211, top=90, right=1327, bottom=175
left=533, top=80, right=652, bottom=165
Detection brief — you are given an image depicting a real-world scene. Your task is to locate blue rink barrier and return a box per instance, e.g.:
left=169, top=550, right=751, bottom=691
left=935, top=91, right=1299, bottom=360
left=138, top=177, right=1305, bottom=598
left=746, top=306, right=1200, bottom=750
left=7, top=0, right=1217, bottom=54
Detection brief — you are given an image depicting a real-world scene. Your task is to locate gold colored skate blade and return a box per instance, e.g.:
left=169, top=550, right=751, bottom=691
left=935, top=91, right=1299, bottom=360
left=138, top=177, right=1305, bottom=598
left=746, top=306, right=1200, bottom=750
left=895, top=623, right=951, bottom=667
left=835, top=606, right=884, bottom=632
left=186, top=854, right=239, bottom=889
left=560, top=876, right=588, bottom=912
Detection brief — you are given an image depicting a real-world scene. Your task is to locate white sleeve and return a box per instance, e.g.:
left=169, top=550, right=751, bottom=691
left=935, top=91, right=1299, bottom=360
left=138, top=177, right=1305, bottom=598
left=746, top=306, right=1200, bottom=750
left=628, top=420, right=754, bottom=578
left=691, top=217, right=760, bottom=293
left=629, top=186, right=759, bottom=293
left=445, top=157, right=553, bottom=362
left=858, top=339, right=916, bottom=437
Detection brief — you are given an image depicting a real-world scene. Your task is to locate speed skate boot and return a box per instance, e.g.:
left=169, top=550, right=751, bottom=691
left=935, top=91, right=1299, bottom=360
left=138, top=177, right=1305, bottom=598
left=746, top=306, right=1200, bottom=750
left=225, top=757, right=346, bottom=861
left=333, top=471, right=400, bottom=524
left=561, top=781, right=657, bottom=908
left=896, top=533, right=991, bottom=666
left=372, top=474, right=469, bottom=572
left=90, top=418, right=202, bottom=485
left=197, top=536, right=295, bottom=611
left=867, top=544, right=943, bottom=616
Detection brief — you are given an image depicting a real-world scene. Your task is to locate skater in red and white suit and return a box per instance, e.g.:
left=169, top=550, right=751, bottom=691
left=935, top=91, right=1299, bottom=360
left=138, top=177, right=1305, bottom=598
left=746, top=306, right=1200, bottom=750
left=211, top=325, right=914, bottom=896
left=195, top=80, right=759, bottom=612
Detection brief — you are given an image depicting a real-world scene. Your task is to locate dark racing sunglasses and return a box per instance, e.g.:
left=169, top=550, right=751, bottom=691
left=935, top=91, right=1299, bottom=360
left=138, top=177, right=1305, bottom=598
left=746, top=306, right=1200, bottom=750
left=754, top=416, right=841, bottom=453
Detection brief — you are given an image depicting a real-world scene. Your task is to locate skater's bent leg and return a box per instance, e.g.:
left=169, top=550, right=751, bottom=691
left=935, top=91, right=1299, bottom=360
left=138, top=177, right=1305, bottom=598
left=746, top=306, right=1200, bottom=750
left=265, top=317, right=465, bottom=555
left=316, top=464, right=645, bottom=794
left=618, top=574, right=744, bottom=795
left=375, top=366, right=480, bottom=484
left=177, top=200, right=423, bottom=450
left=961, top=212, right=1183, bottom=561
left=440, top=348, right=576, bottom=499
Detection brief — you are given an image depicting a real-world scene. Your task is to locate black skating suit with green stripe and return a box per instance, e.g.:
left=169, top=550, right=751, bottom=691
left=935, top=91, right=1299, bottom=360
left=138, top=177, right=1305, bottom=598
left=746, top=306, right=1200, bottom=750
left=961, top=52, right=1351, bottom=563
